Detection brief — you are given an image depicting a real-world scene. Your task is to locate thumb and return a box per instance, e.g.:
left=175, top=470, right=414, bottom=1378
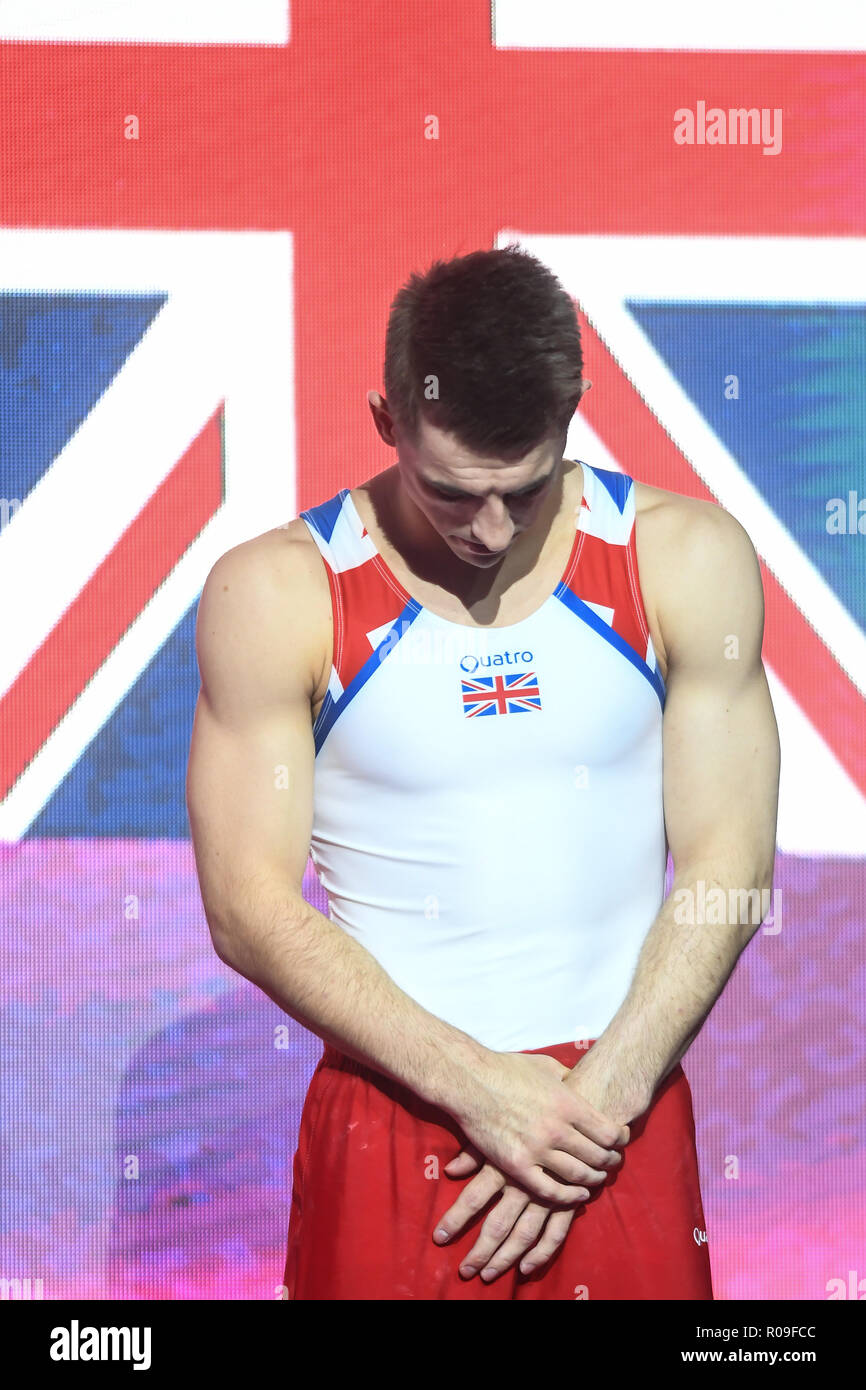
left=443, top=1147, right=481, bottom=1176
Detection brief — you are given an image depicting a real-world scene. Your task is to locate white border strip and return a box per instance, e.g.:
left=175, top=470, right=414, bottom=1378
left=493, top=0, right=866, bottom=51
left=0, top=0, right=289, bottom=44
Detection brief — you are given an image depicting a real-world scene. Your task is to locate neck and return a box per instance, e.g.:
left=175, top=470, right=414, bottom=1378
left=374, top=457, right=575, bottom=606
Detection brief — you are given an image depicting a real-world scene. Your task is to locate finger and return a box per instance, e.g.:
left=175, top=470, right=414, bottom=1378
left=562, top=1092, right=631, bottom=1150
left=518, top=1208, right=576, bottom=1276
left=466, top=1199, right=549, bottom=1282
left=444, top=1138, right=485, bottom=1169
left=558, top=1134, right=625, bottom=1170
left=541, top=1147, right=614, bottom=1189
left=432, top=1165, right=506, bottom=1244
left=443, top=1148, right=481, bottom=1177
left=457, top=1190, right=540, bottom=1280
left=523, top=1166, right=591, bottom=1206
left=550, top=1120, right=628, bottom=1170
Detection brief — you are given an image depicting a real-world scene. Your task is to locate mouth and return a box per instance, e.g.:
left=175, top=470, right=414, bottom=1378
left=455, top=536, right=508, bottom=557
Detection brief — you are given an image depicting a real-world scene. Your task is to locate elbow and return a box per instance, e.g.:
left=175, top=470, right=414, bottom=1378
left=198, top=890, right=245, bottom=969
left=199, top=878, right=308, bottom=970
left=756, top=860, right=780, bottom=938
left=204, top=910, right=240, bottom=969
left=756, top=851, right=777, bottom=911
left=733, top=861, right=778, bottom=942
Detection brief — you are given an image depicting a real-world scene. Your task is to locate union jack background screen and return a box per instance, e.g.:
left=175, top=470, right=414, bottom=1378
left=1, top=1, right=865, bottom=1302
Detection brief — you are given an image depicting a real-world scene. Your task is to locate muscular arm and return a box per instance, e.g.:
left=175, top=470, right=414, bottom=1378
left=564, top=500, right=781, bottom=1122
left=186, top=532, right=493, bottom=1114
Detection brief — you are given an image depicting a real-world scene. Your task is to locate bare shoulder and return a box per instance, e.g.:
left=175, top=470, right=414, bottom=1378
left=195, top=518, right=332, bottom=707
left=633, top=480, right=763, bottom=673
left=634, top=479, right=760, bottom=572
left=199, top=518, right=330, bottom=626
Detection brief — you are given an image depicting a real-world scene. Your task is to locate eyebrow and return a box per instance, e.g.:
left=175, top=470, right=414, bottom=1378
left=425, top=468, right=555, bottom=500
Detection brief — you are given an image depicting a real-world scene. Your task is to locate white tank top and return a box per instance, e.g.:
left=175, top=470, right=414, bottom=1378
left=299, top=461, right=666, bottom=1052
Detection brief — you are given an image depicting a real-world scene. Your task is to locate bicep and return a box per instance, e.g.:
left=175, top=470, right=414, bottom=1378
left=659, top=507, right=780, bottom=886
left=185, top=542, right=320, bottom=947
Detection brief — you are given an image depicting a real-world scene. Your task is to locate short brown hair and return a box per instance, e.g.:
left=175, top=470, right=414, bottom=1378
left=383, top=244, right=584, bottom=460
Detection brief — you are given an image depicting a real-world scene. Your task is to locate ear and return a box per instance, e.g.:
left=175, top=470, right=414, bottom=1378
left=577, top=378, right=593, bottom=400
left=367, top=390, right=398, bottom=446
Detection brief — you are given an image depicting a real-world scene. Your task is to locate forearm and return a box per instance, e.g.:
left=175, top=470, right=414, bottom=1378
left=567, top=864, right=769, bottom=1123
left=208, top=882, right=494, bottom=1114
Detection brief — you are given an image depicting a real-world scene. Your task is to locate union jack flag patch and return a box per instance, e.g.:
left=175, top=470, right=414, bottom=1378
left=461, top=671, right=542, bottom=718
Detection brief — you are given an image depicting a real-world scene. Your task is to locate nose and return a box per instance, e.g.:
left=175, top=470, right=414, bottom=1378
left=470, top=495, right=516, bottom=550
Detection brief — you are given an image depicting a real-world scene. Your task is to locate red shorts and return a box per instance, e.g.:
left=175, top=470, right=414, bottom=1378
left=283, top=1038, right=713, bottom=1300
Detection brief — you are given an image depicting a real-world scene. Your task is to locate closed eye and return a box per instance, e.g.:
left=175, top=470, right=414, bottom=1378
left=430, top=480, right=547, bottom=502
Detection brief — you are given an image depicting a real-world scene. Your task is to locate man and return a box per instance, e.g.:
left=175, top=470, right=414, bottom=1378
left=186, top=245, right=780, bottom=1300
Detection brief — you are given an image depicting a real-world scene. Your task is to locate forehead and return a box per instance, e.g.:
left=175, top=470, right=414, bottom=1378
left=412, top=418, right=555, bottom=490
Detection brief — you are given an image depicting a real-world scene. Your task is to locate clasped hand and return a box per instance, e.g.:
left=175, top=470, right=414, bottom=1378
left=432, top=1056, right=631, bottom=1283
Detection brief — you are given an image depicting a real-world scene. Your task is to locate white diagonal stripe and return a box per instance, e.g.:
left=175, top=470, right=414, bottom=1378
left=0, top=228, right=293, bottom=836
left=508, top=232, right=866, bottom=705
